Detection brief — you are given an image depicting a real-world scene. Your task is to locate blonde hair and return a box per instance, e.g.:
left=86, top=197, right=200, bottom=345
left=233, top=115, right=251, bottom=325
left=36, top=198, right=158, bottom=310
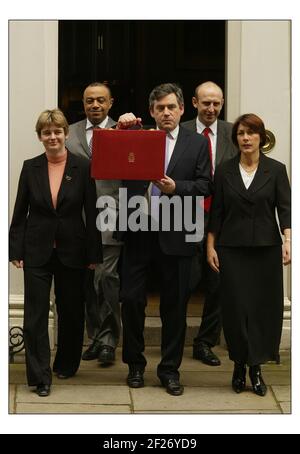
left=35, top=109, right=69, bottom=137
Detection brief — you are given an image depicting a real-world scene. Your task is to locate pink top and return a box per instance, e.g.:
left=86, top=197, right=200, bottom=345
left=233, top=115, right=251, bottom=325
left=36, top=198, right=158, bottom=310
left=46, top=150, right=67, bottom=209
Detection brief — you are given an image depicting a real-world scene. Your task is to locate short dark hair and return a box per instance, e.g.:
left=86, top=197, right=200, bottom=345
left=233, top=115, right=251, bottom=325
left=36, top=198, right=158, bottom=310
left=231, top=113, right=267, bottom=148
left=83, top=82, right=112, bottom=98
left=149, top=83, right=184, bottom=109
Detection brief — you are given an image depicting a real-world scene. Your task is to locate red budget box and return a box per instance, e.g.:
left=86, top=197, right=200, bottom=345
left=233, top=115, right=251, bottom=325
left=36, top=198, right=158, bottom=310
left=91, top=129, right=166, bottom=180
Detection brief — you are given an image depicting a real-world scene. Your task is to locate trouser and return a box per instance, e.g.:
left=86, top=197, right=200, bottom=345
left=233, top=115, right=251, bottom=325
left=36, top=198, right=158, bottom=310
left=192, top=239, right=222, bottom=347
left=23, top=250, right=85, bottom=386
left=85, top=245, right=122, bottom=348
left=121, top=231, right=192, bottom=382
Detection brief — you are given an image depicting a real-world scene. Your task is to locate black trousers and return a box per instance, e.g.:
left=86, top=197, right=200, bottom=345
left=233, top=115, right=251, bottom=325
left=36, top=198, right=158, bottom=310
left=192, top=239, right=222, bottom=347
left=23, top=250, right=85, bottom=386
left=121, top=231, right=192, bottom=382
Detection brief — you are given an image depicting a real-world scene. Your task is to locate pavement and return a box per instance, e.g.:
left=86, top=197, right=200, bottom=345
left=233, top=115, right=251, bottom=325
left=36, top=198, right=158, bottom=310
left=9, top=346, right=290, bottom=415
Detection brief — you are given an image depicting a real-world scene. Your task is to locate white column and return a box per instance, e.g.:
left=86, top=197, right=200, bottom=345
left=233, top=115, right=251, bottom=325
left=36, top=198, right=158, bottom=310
left=9, top=21, right=58, bottom=351
left=226, top=20, right=290, bottom=170
left=226, top=20, right=291, bottom=348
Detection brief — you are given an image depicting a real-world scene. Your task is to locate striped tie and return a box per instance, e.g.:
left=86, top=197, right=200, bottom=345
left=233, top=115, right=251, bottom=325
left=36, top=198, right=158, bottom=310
left=88, top=126, right=100, bottom=157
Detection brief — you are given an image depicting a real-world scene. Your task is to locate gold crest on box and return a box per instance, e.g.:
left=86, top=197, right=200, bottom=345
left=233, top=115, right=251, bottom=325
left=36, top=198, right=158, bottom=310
left=128, top=152, right=135, bottom=163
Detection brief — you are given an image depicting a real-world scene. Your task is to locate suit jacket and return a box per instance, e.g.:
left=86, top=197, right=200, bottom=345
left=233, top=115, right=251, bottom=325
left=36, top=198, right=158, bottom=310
left=9, top=151, right=102, bottom=268
left=181, top=118, right=237, bottom=167
left=116, top=126, right=212, bottom=256
left=209, top=152, right=291, bottom=247
left=66, top=117, right=122, bottom=246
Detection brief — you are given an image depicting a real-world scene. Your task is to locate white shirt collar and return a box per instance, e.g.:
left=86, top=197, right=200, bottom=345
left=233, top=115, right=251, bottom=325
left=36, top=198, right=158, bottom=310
left=157, top=124, right=179, bottom=140
left=196, top=118, right=218, bottom=136
left=168, top=124, right=179, bottom=140
left=86, top=117, right=108, bottom=130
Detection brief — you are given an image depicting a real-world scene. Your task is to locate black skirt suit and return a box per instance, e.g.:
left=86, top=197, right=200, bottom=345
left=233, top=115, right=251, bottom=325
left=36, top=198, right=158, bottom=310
left=209, top=152, right=291, bottom=365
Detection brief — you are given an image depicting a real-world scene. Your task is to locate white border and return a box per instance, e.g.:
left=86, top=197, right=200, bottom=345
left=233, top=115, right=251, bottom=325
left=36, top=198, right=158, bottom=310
left=2, top=0, right=299, bottom=436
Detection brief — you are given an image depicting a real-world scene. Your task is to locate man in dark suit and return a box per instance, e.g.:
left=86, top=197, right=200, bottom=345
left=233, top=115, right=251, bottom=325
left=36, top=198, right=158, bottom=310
left=117, top=83, right=212, bottom=395
left=66, top=82, right=122, bottom=365
left=181, top=81, right=237, bottom=366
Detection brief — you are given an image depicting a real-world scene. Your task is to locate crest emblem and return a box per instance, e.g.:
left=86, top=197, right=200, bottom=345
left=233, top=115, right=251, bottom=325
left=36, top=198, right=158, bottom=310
left=128, top=152, right=135, bottom=163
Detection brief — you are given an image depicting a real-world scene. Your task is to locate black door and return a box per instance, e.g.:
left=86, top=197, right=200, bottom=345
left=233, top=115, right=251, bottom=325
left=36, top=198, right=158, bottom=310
left=58, top=20, right=226, bottom=124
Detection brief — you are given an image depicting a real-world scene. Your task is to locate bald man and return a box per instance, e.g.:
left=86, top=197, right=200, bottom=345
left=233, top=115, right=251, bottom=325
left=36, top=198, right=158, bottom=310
left=182, top=81, right=237, bottom=366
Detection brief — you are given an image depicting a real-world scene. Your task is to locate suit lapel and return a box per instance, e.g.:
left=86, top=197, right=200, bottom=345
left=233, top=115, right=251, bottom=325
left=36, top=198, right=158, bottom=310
left=106, top=116, right=117, bottom=128
left=224, top=155, right=253, bottom=202
left=247, top=152, right=272, bottom=195
left=216, top=122, right=227, bottom=166
left=166, top=127, right=189, bottom=175
left=56, top=151, right=78, bottom=209
left=190, top=119, right=197, bottom=133
left=77, top=120, right=90, bottom=158
left=33, top=154, right=55, bottom=211
left=225, top=152, right=271, bottom=201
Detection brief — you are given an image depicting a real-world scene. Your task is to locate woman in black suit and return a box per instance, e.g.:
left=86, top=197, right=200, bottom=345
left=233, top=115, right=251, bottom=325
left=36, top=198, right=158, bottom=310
left=207, top=113, right=291, bottom=396
left=9, top=109, right=102, bottom=396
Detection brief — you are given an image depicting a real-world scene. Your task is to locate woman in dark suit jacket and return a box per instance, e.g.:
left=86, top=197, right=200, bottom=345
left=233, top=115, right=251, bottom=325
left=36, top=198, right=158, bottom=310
left=9, top=109, right=102, bottom=396
left=207, top=113, right=291, bottom=397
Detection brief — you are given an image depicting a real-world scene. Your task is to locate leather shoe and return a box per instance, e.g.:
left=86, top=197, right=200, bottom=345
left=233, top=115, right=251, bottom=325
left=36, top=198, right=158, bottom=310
left=36, top=384, right=51, bottom=397
left=249, top=365, right=267, bottom=396
left=193, top=342, right=221, bottom=366
left=232, top=362, right=246, bottom=393
left=162, top=378, right=184, bottom=396
left=127, top=368, right=144, bottom=388
left=98, top=345, right=115, bottom=364
left=56, top=372, right=74, bottom=379
left=82, top=340, right=101, bottom=360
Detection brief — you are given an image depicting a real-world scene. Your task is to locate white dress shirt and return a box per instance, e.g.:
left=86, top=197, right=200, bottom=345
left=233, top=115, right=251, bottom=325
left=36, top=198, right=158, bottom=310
left=239, top=164, right=257, bottom=189
left=149, top=125, right=180, bottom=222
left=164, top=125, right=179, bottom=171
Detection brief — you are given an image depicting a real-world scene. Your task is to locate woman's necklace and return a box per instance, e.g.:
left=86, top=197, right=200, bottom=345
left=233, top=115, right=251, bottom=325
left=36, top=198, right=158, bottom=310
left=239, top=161, right=258, bottom=174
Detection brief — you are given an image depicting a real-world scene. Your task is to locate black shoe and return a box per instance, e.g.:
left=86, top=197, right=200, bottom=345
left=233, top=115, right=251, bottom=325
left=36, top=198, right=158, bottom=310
left=36, top=384, right=51, bottom=397
left=56, top=372, right=74, bottom=379
left=161, top=378, right=184, bottom=396
left=127, top=368, right=144, bottom=388
left=249, top=365, right=267, bottom=396
left=98, top=345, right=115, bottom=364
left=232, top=362, right=246, bottom=393
left=193, top=342, right=221, bottom=366
left=82, top=340, right=101, bottom=360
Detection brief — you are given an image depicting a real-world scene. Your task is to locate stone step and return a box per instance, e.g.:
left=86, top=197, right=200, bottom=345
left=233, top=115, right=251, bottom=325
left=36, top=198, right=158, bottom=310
left=83, top=316, right=202, bottom=347
left=144, top=316, right=200, bottom=346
